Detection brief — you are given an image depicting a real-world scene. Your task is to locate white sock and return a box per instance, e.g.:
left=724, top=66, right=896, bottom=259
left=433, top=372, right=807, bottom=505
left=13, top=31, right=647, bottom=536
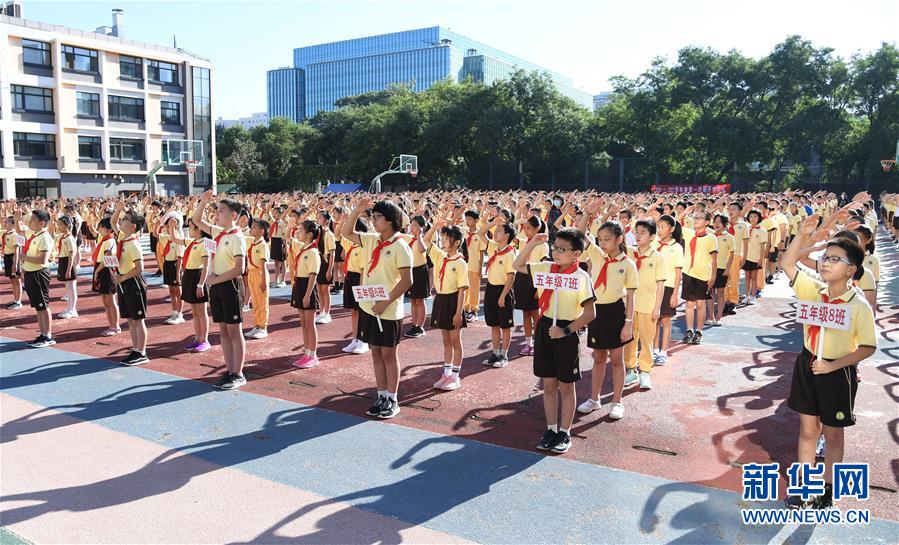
left=560, top=428, right=570, bottom=435
left=387, top=392, right=397, bottom=401
left=548, top=424, right=558, bottom=432
left=493, top=348, right=501, bottom=356
left=500, top=349, right=508, bottom=358
left=443, top=363, right=453, bottom=376
left=377, top=389, right=387, bottom=399
left=452, top=365, right=461, bottom=377
left=525, top=336, right=532, bottom=346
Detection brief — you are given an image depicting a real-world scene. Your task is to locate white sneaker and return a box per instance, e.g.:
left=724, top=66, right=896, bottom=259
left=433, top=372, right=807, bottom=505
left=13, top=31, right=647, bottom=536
left=315, top=313, right=332, bottom=325
left=248, top=328, right=268, bottom=339
left=242, top=304, right=252, bottom=313
left=342, top=339, right=359, bottom=353
left=655, top=353, right=668, bottom=366
left=609, top=402, right=625, bottom=420
left=277, top=281, right=287, bottom=288
left=351, top=341, right=370, bottom=354
left=624, top=369, right=640, bottom=388
left=244, top=327, right=259, bottom=338
left=168, top=313, right=185, bottom=325
left=577, top=398, right=602, bottom=414
left=58, top=310, right=74, bottom=319
left=639, top=373, right=652, bottom=390
left=270, top=281, right=279, bottom=288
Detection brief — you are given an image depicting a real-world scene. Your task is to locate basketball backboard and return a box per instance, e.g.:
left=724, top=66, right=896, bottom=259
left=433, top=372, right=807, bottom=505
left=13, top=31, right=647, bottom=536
left=164, top=139, right=204, bottom=166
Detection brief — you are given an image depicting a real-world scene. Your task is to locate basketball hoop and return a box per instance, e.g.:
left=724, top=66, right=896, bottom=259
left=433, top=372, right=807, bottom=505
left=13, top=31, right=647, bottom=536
left=185, top=159, right=199, bottom=175
left=881, top=159, right=896, bottom=172
left=410, top=169, right=418, bottom=180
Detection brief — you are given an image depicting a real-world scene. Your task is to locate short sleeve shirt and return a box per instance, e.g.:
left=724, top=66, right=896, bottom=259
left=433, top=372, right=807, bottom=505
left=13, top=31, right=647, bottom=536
left=118, top=236, right=142, bottom=276
left=247, top=239, right=269, bottom=271
left=529, top=261, right=595, bottom=321
left=745, top=226, right=768, bottom=263
left=485, top=241, right=517, bottom=286
left=428, top=245, right=469, bottom=295
left=22, top=229, right=53, bottom=272
left=359, top=232, right=413, bottom=321
left=731, top=221, right=750, bottom=257
left=292, top=241, right=321, bottom=278
left=652, top=239, right=684, bottom=288
left=210, top=227, right=247, bottom=276
left=714, top=233, right=735, bottom=269
left=183, top=238, right=209, bottom=270
left=682, top=227, right=719, bottom=281
left=628, top=247, right=666, bottom=314
left=585, top=244, right=637, bottom=305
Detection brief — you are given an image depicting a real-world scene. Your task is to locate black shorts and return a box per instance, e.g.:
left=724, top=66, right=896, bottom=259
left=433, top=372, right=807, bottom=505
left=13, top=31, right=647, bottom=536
left=316, top=260, right=332, bottom=285
left=357, top=309, right=402, bottom=348
left=93, top=267, right=116, bottom=294
left=181, top=268, right=208, bottom=304
left=681, top=274, right=711, bottom=301
left=407, top=265, right=431, bottom=299
left=209, top=279, right=243, bottom=324
left=534, top=316, right=581, bottom=383
left=334, top=243, right=345, bottom=262
left=57, top=257, right=77, bottom=281
left=117, top=276, right=147, bottom=320
left=343, top=271, right=361, bottom=309
left=80, top=222, right=96, bottom=241
left=659, top=286, right=677, bottom=317
left=430, top=292, right=465, bottom=330
left=742, top=260, right=760, bottom=271
left=4, top=253, right=21, bottom=279
left=893, top=215, right=899, bottom=230
left=291, top=277, right=320, bottom=310
left=149, top=233, right=159, bottom=255
left=713, top=268, right=728, bottom=289
left=787, top=348, right=858, bottom=428
left=768, top=249, right=779, bottom=261
left=587, top=299, right=631, bottom=349
left=270, top=237, right=285, bottom=262
left=24, top=268, right=51, bottom=310
left=512, top=271, right=538, bottom=311
left=163, top=260, right=180, bottom=286
left=484, top=283, right=514, bottom=328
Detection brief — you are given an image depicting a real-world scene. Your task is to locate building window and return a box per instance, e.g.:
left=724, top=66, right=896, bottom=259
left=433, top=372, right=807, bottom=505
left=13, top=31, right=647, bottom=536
left=78, top=136, right=102, bottom=160
left=110, top=138, right=144, bottom=161
left=22, top=39, right=52, bottom=67
left=147, top=60, right=178, bottom=85
left=15, top=180, right=57, bottom=198
left=108, top=95, right=144, bottom=121
left=13, top=132, right=56, bottom=159
left=11, top=85, right=53, bottom=113
left=76, top=91, right=100, bottom=117
left=160, top=101, right=180, bottom=124
left=119, top=55, right=142, bottom=78
left=62, top=45, right=99, bottom=72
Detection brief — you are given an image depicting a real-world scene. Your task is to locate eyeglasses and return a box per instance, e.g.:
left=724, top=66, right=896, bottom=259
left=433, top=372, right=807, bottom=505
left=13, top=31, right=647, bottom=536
left=552, top=246, right=577, bottom=253
left=371, top=213, right=384, bottom=221
left=817, top=255, right=851, bottom=265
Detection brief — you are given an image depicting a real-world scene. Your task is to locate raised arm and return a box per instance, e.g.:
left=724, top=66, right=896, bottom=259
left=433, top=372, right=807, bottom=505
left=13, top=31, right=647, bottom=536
left=192, top=190, right=215, bottom=235
left=339, top=195, right=369, bottom=247
left=512, top=233, right=548, bottom=274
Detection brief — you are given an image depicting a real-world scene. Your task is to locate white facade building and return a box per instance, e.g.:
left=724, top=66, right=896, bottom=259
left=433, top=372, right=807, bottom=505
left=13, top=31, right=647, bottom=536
left=217, top=112, right=268, bottom=130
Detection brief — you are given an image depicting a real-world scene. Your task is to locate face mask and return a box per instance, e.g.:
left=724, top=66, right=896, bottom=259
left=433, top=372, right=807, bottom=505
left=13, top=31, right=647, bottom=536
left=553, top=200, right=562, bottom=207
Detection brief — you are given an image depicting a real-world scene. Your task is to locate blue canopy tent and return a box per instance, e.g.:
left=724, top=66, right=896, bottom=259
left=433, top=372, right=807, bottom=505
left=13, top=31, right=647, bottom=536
left=323, top=183, right=363, bottom=193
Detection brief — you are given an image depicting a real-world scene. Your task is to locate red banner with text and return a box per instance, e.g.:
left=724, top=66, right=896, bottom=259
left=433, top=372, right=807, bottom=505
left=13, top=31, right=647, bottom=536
left=650, top=184, right=731, bottom=194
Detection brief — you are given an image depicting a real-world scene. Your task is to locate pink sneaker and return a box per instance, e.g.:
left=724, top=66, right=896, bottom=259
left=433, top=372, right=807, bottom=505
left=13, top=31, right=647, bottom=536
left=439, top=375, right=461, bottom=391
left=292, top=355, right=312, bottom=368
left=295, top=355, right=320, bottom=369
left=519, top=344, right=533, bottom=357
left=433, top=374, right=451, bottom=389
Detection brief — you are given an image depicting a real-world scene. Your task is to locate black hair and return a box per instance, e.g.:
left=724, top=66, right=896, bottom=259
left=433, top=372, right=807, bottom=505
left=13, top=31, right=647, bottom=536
left=464, top=210, right=480, bottom=221
left=355, top=218, right=369, bottom=233
left=300, top=219, right=320, bottom=244
left=635, top=218, right=656, bottom=236
left=496, top=222, right=517, bottom=243
left=125, top=212, right=146, bottom=232
left=219, top=199, right=241, bottom=215
left=254, top=219, right=271, bottom=242
left=98, top=217, right=112, bottom=231
left=853, top=224, right=874, bottom=254
left=151, top=200, right=162, bottom=209
left=440, top=225, right=464, bottom=248
left=694, top=211, right=712, bottom=222
left=657, top=214, right=684, bottom=246
left=554, top=227, right=586, bottom=253
left=619, top=209, right=633, bottom=220
left=31, top=209, right=50, bottom=224
left=317, top=210, right=333, bottom=252
left=598, top=220, right=627, bottom=255
left=372, top=200, right=403, bottom=232
left=411, top=215, right=431, bottom=234
left=713, top=213, right=729, bottom=227
left=526, top=214, right=546, bottom=234
left=746, top=209, right=763, bottom=224
left=825, top=237, right=865, bottom=281
left=58, top=215, right=72, bottom=228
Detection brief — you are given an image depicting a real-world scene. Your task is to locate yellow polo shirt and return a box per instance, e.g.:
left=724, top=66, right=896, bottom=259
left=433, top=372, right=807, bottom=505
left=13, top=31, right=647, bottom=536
left=3, top=230, right=19, bottom=255
left=652, top=239, right=684, bottom=289
left=714, top=232, right=735, bottom=270
left=292, top=242, right=321, bottom=278
left=584, top=244, right=637, bottom=304
left=342, top=238, right=363, bottom=274
left=247, top=239, right=268, bottom=272
left=183, top=238, right=209, bottom=270
left=462, top=227, right=485, bottom=274
left=58, top=235, right=76, bottom=259
left=864, top=254, right=880, bottom=283
left=745, top=226, right=768, bottom=263
left=485, top=241, right=517, bottom=286
left=359, top=232, right=413, bottom=321
left=628, top=247, right=666, bottom=314
left=22, top=229, right=53, bottom=272
left=428, top=246, right=469, bottom=295
left=209, top=226, right=247, bottom=276
left=731, top=220, right=750, bottom=258
left=529, top=261, right=595, bottom=321
left=682, top=226, right=718, bottom=281
left=117, top=235, right=142, bottom=276
left=517, top=236, right=549, bottom=263
left=791, top=270, right=877, bottom=359
left=157, top=233, right=184, bottom=262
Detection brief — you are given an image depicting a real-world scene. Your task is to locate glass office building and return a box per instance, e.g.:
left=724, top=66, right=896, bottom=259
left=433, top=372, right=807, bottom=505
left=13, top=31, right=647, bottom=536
left=267, top=26, right=593, bottom=121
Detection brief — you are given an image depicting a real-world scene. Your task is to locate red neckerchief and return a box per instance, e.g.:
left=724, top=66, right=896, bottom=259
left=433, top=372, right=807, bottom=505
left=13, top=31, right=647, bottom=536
left=367, top=234, right=398, bottom=277
left=214, top=228, right=240, bottom=250
left=633, top=249, right=650, bottom=271
left=247, top=239, right=263, bottom=270
left=342, top=244, right=358, bottom=275
left=162, top=238, right=173, bottom=260
left=438, top=253, right=464, bottom=290
left=485, top=245, right=513, bottom=272
left=93, top=234, right=113, bottom=264
left=689, top=229, right=708, bottom=271
left=466, top=233, right=474, bottom=250
left=182, top=238, right=201, bottom=269
left=269, top=221, right=278, bottom=238
left=728, top=225, right=735, bottom=236
left=807, top=293, right=845, bottom=364
left=656, top=239, right=673, bottom=250
left=594, top=253, right=624, bottom=290
left=293, top=243, right=316, bottom=274
left=538, top=263, right=579, bottom=317
left=23, top=230, right=46, bottom=256
left=116, top=235, right=138, bottom=262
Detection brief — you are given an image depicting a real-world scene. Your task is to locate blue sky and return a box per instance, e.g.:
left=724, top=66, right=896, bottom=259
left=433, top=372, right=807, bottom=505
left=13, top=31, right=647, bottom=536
left=23, top=0, right=899, bottom=119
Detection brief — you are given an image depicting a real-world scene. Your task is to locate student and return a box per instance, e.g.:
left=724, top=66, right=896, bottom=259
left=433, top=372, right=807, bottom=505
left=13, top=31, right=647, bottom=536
left=416, top=219, right=468, bottom=390
left=180, top=219, right=211, bottom=352
left=618, top=209, right=637, bottom=246
left=55, top=215, right=79, bottom=319
left=238, top=208, right=254, bottom=313
left=403, top=215, right=431, bottom=338
left=709, top=214, right=735, bottom=325
left=331, top=206, right=348, bottom=295
left=341, top=217, right=370, bottom=354
left=159, top=215, right=186, bottom=325
left=110, top=203, right=150, bottom=365
left=269, top=204, right=287, bottom=288
left=92, top=217, right=121, bottom=336
left=461, top=210, right=485, bottom=322
left=742, top=209, right=768, bottom=306
left=288, top=219, right=322, bottom=368
left=341, top=197, right=413, bottom=419
left=147, top=201, right=164, bottom=276
left=193, top=192, right=249, bottom=390
left=575, top=217, right=636, bottom=420
left=623, top=219, right=666, bottom=390
left=15, top=209, right=55, bottom=347
left=244, top=219, right=271, bottom=340
left=3, top=217, right=23, bottom=309
left=724, top=202, right=749, bottom=315
left=314, top=210, right=336, bottom=325
left=781, top=214, right=877, bottom=509
left=854, top=225, right=879, bottom=315
left=680, top=211, right=718, bottom=344
left=513, top=228, right=596, bottom=454
left=652, top=215, right=683, bottom=366
left=479, top=216, right=517, bottom=368
left=513, top=215, right=549, bottom=357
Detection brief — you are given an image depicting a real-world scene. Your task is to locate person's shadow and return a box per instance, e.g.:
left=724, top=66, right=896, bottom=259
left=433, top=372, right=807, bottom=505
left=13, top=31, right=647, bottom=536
left=0, top=406, right=360, bottom=526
